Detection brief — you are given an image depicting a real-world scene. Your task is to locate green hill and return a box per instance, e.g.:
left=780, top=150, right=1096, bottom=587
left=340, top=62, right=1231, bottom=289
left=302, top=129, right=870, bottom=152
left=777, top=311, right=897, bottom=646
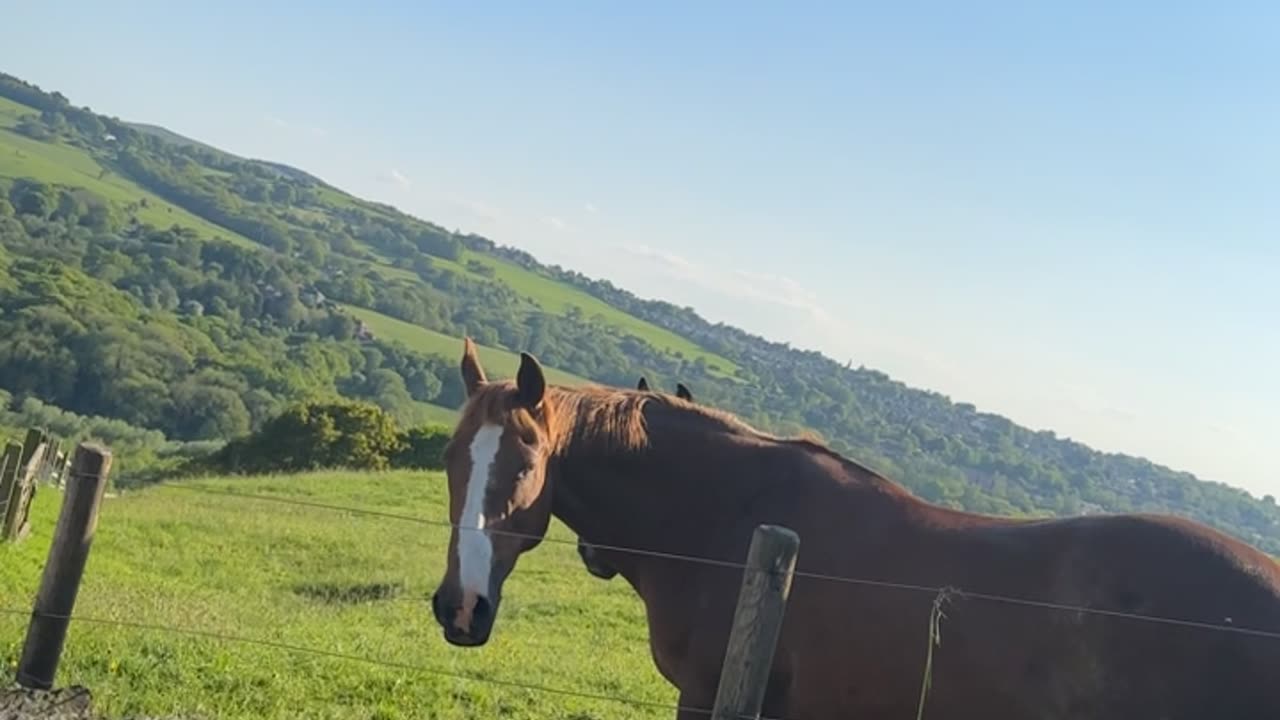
left=0, top=471, right=671, bottom=719
left=0, top=97, right=257, bottom=248
left=2, top=69, right=1278, bottom=554
left=340, top=304, right=591, bottom=388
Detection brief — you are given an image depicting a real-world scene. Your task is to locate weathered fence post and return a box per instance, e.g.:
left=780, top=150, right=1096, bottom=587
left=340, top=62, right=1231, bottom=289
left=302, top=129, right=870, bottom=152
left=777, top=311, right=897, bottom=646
left=711, top=524, right=801, bottom=720
left=8, top=444, right=46, bottom=542
left=0, top=441, right=22, bottom=534
left=4, top=432, right=48, bottom=542
left=19, top=428, right=46, bottom=469
left=15, top=443, right=113, bottom=690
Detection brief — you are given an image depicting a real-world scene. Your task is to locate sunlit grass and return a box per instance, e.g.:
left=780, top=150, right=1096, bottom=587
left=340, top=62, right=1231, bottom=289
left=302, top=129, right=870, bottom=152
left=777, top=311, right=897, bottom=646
left=0, top=471, right=674, bottom=719
left=341, top=304, right=592, bottom=387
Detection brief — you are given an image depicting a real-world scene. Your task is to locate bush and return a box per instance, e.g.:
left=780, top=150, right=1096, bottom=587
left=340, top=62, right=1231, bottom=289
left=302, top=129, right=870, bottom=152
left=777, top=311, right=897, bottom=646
left=208, top=400, right=405, bottom=474
left=392, top=424, right=451, bottom=470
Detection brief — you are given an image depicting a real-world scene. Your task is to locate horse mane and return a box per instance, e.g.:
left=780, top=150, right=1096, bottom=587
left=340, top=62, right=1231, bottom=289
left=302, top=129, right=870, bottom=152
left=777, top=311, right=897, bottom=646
left=458, top=381, right=891, bottom=486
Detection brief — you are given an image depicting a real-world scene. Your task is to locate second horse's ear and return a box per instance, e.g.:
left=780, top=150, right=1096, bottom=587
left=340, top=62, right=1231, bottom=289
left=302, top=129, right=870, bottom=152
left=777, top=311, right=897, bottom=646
left=637, top=377, right=650, bottom=391
left=676, top=382, right=693, bottom=402
left=516, top=352, right=547, bottom=408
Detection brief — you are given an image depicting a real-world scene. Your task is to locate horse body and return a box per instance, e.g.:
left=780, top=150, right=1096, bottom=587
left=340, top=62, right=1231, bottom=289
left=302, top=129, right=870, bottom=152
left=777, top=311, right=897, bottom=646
left=432, top=343, right=1280, bottom=719
left=563, top=427, right=1280, bottom=718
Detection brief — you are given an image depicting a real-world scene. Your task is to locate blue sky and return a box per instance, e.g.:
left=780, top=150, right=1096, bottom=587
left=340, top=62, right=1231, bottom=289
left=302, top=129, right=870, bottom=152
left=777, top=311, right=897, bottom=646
left=5, top=1, right=1277, bottom=496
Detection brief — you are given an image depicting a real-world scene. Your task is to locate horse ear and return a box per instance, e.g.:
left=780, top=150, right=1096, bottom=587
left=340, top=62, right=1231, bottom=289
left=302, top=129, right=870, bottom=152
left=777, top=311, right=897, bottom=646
left=460, top=337, right=487, bottom=397
left=637, top=377, right=650, bottom=391
left=516, top=352, right=546, bottom=408
left=676, top=382, right=693, bottom=402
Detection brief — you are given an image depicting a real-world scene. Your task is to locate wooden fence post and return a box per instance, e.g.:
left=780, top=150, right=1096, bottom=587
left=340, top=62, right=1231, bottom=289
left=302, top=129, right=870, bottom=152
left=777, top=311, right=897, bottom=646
left=15, top=443, right=113, bottom=690
left=0, top=441, right=22, bottom=536
left=711, top=524, right=801, bottom=720
left=7, top=443, right=46, bottom=542
left=19, top=428, right=46, bottom=468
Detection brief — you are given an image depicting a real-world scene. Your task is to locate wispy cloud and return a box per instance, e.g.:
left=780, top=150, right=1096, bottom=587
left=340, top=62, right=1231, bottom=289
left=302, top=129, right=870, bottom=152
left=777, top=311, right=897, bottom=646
left=377, top=168, right=412, bottom=189
left=543, top=215, right=568, bottom=231
left=264, top=113, right=327, bottom=139
left=444, top=194, right=502, bottom=225
left=619, top=243, right=836, bottom=326
left=617, top=242, right=971, bottom=409
left=584, top=202, right=599, bottom=214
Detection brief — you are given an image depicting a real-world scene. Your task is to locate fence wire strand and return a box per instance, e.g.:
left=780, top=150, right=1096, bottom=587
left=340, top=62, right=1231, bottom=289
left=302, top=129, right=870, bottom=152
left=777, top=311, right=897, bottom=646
left=14, top=474, right=1280, bottom=720
left=151, top=481, right=1280, bottom=643
left=0, top=607, right=749, bottom=719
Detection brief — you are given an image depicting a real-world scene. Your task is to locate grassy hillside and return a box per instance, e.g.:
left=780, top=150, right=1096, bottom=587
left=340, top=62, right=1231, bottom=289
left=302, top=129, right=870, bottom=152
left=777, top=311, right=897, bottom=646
left=343, top=304, right=592, bottom=388
left=0, top=98, right=257, bottom=248
left=0, top=472, right=671, bottom=719
left=459, top=253, right=738, bottom=376
left=1, top=88, right=733, bottom=375
left=2, top=69, right=1278, bottom=555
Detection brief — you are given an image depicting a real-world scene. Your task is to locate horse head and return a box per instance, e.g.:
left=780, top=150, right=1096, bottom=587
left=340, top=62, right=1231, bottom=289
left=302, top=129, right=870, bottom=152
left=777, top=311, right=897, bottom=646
left=431, top=339, right=557, bottom=647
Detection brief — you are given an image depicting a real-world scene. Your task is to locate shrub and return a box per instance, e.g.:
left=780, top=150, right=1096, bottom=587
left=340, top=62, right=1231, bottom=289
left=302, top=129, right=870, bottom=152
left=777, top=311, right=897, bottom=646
left=392, top=424, right=451, bottom=470
left=208, top=400, right=405, bottom=474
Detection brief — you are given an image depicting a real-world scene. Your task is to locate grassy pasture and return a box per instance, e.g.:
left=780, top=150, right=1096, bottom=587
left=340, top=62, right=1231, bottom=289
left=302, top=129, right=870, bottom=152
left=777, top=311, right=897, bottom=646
left=0, top=471, right=674, bottom=719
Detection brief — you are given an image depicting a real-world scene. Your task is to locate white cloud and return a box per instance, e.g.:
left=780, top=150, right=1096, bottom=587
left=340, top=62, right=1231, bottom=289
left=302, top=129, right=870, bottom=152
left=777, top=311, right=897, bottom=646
left=264, top=114, right=327, bottom=138
left=378, top=168, right=412, bottom=189
left=619, top=243, right=699, bottom=274
left=619, top=243, right=835, bottom=326
left=584, top=202, right=599, bottom=214
left=443, top=194, right=502, bottom=225
left=613, top=242, right=969, bottom=390
left=543, top=215, right=568, bottom=231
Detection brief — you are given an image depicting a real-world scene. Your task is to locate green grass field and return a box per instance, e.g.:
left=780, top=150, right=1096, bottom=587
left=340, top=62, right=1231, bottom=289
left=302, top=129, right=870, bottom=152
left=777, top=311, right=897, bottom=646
left=342, top=304, right=593, bottom=388
left=411, top=400, right=460, bottom=426
left=0, top=472, right=673, bottom=719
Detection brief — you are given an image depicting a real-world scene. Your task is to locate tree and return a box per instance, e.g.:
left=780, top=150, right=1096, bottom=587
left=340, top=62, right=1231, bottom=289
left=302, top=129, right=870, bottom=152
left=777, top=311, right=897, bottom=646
left=12, top=181, right=55, bottom=218
left=269, top=182, right=296, bottom=205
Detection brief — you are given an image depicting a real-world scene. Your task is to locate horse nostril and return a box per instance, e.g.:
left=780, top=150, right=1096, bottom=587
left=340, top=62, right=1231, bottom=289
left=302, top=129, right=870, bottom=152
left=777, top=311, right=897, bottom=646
left=473, top=595, right=492, bottom=623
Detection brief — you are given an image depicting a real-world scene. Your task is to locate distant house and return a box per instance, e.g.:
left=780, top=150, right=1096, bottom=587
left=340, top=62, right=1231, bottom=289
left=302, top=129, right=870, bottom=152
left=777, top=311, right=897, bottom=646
left=300, top=287, right=326, bottom=308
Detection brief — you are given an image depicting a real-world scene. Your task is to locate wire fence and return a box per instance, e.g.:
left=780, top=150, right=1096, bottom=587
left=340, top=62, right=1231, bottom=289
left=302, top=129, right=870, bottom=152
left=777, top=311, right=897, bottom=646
left=0, top=607, right=736, bottom=719
left=9, top=476, right=1280, bottom=720
left=160, top=482, right=1280, bottom=641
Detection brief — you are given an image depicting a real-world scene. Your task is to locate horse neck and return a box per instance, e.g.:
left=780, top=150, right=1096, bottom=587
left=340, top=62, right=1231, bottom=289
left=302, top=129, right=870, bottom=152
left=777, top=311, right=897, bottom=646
left=548, top=401, right=786, bottom=579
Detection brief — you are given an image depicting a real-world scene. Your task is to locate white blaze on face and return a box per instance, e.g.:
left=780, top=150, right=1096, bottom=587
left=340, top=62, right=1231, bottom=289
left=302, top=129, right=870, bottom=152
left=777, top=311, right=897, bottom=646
left=459, top=423, right=502, bottom=598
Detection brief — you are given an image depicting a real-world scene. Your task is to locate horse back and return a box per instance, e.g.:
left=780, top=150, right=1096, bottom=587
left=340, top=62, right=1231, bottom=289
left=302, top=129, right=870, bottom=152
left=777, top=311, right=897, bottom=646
left=779, top=506, right=1280, bottom=718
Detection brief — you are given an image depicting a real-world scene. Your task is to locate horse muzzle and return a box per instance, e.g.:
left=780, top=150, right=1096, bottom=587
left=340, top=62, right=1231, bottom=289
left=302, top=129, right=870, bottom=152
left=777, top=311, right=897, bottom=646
left=431, top=589, right=497, bottom=647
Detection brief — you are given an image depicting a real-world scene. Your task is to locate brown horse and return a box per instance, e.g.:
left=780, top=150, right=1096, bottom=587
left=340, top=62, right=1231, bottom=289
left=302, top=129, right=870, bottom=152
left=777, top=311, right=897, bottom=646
left=431, top=339, right=1280, bottom=719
